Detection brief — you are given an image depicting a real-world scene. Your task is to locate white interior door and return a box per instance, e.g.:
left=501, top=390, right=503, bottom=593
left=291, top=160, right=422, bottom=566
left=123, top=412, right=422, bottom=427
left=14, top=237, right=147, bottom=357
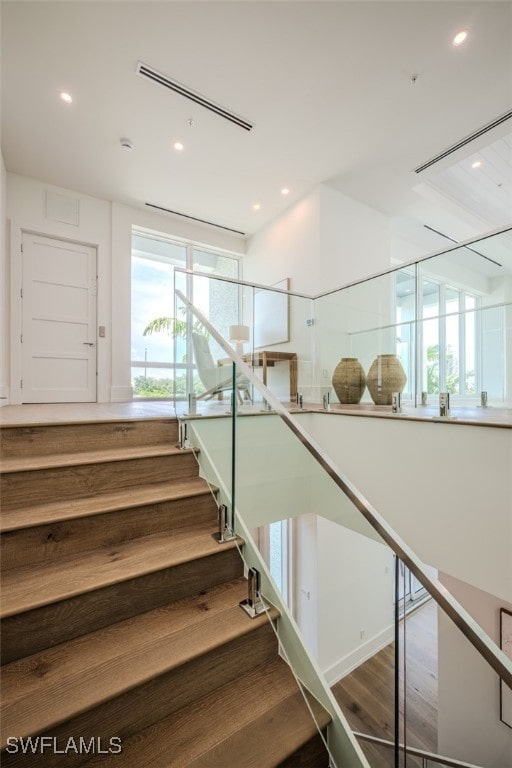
left=21, top=233, right=97, bottom=403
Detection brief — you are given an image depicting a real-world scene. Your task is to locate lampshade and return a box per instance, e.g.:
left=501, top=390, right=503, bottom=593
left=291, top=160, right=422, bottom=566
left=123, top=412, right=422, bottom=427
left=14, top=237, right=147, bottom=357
left=229, top=325, right=250, bottom=344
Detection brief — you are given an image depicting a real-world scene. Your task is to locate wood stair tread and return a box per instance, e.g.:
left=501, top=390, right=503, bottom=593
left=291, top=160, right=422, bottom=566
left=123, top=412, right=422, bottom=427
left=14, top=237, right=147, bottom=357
left=83, top=658, right=329, bottom=768
left=0, top=578, right=278, bottom=747
left=0, top=444, right=190, bottom=474
left=0, top=477, right=213, bottom=532
left=1, top=526, right=241, bottom=618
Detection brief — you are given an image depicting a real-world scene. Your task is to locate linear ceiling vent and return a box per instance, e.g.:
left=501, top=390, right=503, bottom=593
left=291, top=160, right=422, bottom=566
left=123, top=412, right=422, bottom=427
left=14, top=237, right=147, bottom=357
left=414, top=109, right=512, bottom=174
left=137, top=62, right=253, bottom=132
left=145, top=203, right=246, bottom=236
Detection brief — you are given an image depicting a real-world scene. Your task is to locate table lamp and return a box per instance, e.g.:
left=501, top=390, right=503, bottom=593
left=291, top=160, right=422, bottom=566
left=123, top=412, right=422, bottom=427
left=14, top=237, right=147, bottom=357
left=229, top=324, right=250, bottom=355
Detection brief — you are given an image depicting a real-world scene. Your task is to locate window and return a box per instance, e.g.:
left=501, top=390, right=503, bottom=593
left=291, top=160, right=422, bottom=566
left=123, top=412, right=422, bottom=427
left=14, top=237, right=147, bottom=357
left=395, top=272, right=480, bottom=399
left=131, top=230, right=240, bottom=399
left=255, top=520, right=290, bottom=606
left=420, top=278, right=479, bottom=397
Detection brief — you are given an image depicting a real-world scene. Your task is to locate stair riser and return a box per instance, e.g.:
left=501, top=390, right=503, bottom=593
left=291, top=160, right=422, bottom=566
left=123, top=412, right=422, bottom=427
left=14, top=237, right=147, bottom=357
left=1, top=494, right=218, bottom=571
left=0, top=420, right=179, bottom=460
left=1, top=625, right=276, bottom=768
left=1, top=453, right=198, bottom=511
left=1, top=548, right=242, bottom=664
left=278, top=733, right=329, bottom=767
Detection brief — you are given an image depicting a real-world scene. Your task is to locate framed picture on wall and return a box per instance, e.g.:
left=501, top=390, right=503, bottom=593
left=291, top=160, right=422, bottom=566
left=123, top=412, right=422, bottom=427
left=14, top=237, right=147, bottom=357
left=500, top=608, right=512, bottom=729
left=254, top=278, right=290, bottom=348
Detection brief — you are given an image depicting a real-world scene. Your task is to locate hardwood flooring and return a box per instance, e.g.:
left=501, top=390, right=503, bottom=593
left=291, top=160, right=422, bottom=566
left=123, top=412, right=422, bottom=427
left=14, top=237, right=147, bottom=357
left=332, top=600, right=438, bottom=767
left=1, top=415, right=331, bottom=766
left=1, top=399, right=510, bottom=429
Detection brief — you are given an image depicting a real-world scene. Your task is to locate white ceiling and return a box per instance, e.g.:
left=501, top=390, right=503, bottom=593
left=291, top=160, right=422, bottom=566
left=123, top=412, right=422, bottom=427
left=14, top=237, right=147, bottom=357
left=1, top=1, right=512, bottom=238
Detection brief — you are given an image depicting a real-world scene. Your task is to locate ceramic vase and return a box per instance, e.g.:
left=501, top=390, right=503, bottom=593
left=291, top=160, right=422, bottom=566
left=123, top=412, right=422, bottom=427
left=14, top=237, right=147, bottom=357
left=366, top=354, right=407, bottom=405
left=332, top=357, right=366, bottom=404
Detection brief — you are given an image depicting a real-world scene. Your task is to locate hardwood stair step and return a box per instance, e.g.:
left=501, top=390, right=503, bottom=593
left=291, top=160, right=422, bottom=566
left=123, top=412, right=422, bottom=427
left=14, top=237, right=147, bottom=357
left=1, top=526, right=240, bottom=618
left=1, top=450, right=199, bottom=510
left=0, top=419, right=179, bottom=459
left=0, top=444, right=187, bottom=474
left=1, top=528, right=244, bottom=663
left=1, top=479, right=218, bottom=571
left=80, top=658, right=330, bottom=768
left=1, top=579, right=279, bottom=756
left=0, top=477, right=213, bottom=532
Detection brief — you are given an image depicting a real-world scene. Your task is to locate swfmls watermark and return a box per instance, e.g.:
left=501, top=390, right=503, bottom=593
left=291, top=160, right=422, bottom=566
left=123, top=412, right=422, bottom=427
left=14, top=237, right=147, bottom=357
left=6, top=736, right=122, bottom=756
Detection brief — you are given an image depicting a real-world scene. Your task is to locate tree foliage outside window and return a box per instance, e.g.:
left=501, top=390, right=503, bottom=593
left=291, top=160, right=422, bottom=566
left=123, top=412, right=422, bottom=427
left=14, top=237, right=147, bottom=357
left=133, top=373, right=204, bottom=398
left=426, top=344, right=475, bottom=395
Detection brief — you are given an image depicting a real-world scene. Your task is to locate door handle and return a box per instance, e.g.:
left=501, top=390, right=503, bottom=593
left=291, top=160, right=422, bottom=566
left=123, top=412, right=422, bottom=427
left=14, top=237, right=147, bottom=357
left=83, top=342, right=95, bottom=346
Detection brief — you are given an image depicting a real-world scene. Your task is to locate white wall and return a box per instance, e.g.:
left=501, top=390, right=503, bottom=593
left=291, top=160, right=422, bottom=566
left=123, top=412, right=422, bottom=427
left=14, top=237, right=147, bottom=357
left=301, top=412, right=512, bottom=604
left=437, top=573, right=512, bottom=767
left=5, top=173, right=246, bottom=403
left=243, top=188, right=321, bottom=293
left=6, top=173, right=112, bottom=403
left=244, top=184, right=390, bottom=296
left=243, top=184, right=391, bottom=401
left=319, top=185, right=390, bottom=289
left=316, top=517, right=394, bottom=684
left=0, top=154, right=8, bottom=404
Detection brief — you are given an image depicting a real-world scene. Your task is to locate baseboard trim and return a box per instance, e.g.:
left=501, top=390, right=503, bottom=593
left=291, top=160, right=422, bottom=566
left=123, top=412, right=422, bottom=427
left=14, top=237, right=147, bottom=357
left=323, top=624, right=394, bottom=686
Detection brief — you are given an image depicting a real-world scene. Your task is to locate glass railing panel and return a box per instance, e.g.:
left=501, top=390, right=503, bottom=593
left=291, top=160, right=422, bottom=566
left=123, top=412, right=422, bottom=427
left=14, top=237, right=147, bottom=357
left=173, top=289, right=239, bottom=532
left=416, top=301, right=512, bottom=409
left=176, top=246, right=511, bottom=767
left=230, top=527, right=338, bottom=767
left=416, top=228, right=512, bottom=407
left=229, top=404, right=394, bottom=767
left=228, top=397, right=511, bottom=767
left=177, top=269, right=315, bottom=407
left=403, top=567, right=509, bottom=768
left=315, top=265, right=417, bottom=408
left=243, top=282, right=314, bottom=406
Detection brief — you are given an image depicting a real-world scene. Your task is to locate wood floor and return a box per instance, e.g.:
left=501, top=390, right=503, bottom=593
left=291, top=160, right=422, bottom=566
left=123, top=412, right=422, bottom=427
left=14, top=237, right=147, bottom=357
left=332, top=600, right=438, bottom=767
left=1, top=399, right=510, bottom=429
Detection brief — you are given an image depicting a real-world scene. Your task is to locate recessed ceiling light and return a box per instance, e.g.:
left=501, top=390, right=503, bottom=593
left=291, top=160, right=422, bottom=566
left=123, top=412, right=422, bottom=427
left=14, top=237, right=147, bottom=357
left=452, top=30, right=468, bottom=46
left=173, top=142, right=184, bottom=151
left=253, top=203, right=261, bottom=211
left=281, top=188, right=290, bottom=196
left=60, top=92, right=73, bottom=103
left=471, top=160, right=482, bottom=169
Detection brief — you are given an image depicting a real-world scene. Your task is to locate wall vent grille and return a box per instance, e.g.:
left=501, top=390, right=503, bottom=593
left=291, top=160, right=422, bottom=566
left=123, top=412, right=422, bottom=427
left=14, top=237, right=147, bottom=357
left=137, top=62, right=253, bottom=132
left=414, top=110, right=512, bottom=173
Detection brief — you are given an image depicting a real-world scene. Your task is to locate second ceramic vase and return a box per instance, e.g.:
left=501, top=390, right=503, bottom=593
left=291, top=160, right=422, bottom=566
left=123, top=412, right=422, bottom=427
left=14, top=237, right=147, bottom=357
left=366, top=354, right=406, bottom=405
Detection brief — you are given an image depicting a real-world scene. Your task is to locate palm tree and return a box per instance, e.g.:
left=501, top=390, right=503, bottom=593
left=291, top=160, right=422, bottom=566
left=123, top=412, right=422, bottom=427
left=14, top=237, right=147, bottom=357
left=143, top=315, right=208, bottom=340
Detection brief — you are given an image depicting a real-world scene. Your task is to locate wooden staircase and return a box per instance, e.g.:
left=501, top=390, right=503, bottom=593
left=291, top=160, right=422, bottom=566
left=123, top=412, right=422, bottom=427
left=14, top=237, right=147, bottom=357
left=0, top=417, right=329, bottom=767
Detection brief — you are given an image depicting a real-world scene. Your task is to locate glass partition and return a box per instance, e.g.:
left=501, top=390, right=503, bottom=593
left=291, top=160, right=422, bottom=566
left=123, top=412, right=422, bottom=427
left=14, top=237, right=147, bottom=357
left=416, top=229, right=512, bottom=407
left=314, top=227, right=512, bottom=412
left=315, top=264, right=417, bottom=408
left=170, top=226, right=511, bottom=415
left=174, top=268, right=315, bottom=408
left=177, top=273, right=510, bottom=768
left=239, top=411, right=507, bottom=767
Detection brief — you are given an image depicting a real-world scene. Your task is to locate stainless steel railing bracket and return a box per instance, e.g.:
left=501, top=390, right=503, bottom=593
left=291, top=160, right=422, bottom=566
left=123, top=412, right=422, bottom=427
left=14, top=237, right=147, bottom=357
left=213, top=503, right=237, bottom=544
left=240, top=567, right=266, bottom=618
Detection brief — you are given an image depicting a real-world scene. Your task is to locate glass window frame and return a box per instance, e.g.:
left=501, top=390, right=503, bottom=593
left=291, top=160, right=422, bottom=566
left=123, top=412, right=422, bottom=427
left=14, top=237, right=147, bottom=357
left=395, top=269, right=481, bottom=401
